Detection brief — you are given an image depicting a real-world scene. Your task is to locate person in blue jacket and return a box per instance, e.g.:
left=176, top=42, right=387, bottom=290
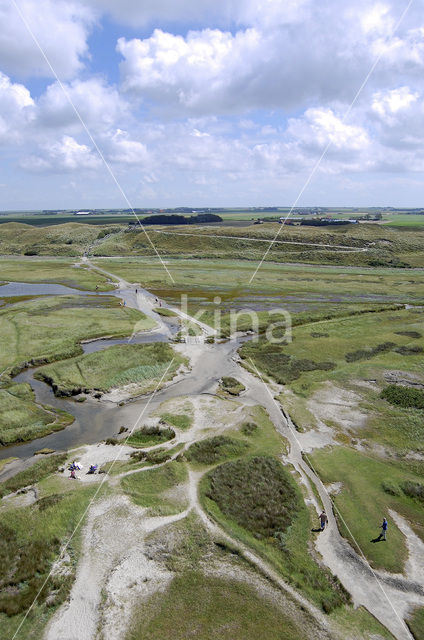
left=381, top=517, right=388, bottom=540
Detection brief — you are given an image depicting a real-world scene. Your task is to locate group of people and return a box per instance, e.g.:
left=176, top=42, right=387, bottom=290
left=68, top=461, right=97, bottom=479
left=318, top=510, right=388, bottom=540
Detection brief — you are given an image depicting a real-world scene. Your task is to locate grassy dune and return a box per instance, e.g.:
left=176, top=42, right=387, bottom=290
left=0, top=222, right=114, bottom=257
left=36, top=343, right=185, bottom=396
left=196, top=406, right=350, bottom=613
left=127, top=571, right=305, bottom=640
left=0, top=479, right=107, bottom=639
left=121, top=460, right=188, bottom=515
left=92, top=222, right=424, bottom=267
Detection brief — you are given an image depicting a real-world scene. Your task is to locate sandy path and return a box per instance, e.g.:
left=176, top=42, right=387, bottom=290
left=42, top=260, right=422, bottom=640
left=45, top=490, right=194, bottom=640
left=235, top=366, right=424, bottom=640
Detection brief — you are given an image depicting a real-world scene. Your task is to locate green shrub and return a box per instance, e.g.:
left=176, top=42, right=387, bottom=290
left=206, top=456, right=298, bottom=539
left=345, top=342, right=396, bottom=362
left=381, top=480, right=401, bottom=496
left=380, top=385, right=424, bottom=409
left=240, top=422, right=258, bottom=436
left=395, top=331, right=422, bottom=339
left=186, top=436, right=248, bottom=465
left=402, top=481, right=424, bottom=502
left=127, top=425, right=175, bottom=448
left=394, top=345, right=424, bottom=355
left=220, top=377, right=246, bottom=396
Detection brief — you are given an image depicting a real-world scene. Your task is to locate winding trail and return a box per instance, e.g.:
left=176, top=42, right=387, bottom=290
left=3, top=258, right=421, bottom=639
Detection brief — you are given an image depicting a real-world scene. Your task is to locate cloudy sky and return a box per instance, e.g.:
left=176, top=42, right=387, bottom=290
left=1, top=0, right=424, bottom=210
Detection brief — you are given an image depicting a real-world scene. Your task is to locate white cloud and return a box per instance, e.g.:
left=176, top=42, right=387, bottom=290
left=0, top=0, right=95, bottom=79
left=287, top=108, right=370, bottom=152
left=36, top=78, right=128, bottom=131
left=117, top=27, right=261, bottom=113
left=0, top=72, right=34, bottom=143
left=104, top=129, right=148, bottom=164
left=21, top=135, right=101, bottom=172
left=371, top=87, right=418, bottom=122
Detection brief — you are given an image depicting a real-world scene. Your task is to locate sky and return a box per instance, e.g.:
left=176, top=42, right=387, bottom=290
left=1, top=0, right=424, bottom=210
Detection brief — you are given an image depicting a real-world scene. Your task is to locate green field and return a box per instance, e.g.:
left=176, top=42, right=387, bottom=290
left=0, top=257, right=114, bottom=290
left=121, top=460, right=188, bottom=515
left=308, top=447, right=424, bottom=572
left=241, top=307, right=424, bottom=452
left=126, top=571, right=305, bottom=640
left=35, top=342, right=184, bottom=397
left=0, top=295, right=148, bottom=376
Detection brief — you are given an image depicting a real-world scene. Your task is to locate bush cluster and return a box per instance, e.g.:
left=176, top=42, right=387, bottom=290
left=206, top=456, right=298, bottom=539
left=394, top=345, right=424, bottom=355
left=186, top=436, right=248, bottom=465
left=127, top=425, right=175, bottom=448
left=380, top=384, right=424, bottom=409
left=240, top=421, right=258, bottom=436
left=345, top=341, right=395, bottom=362
left=240, top=340, right=335, bottom=384
left=220, top=377, right=246, bottom=396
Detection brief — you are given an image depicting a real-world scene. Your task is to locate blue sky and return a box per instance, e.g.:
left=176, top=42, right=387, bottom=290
left=1, top=0, right=424, bottom=209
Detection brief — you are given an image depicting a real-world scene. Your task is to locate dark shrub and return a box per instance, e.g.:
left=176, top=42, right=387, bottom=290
left=380, top=385, right=424, bottom=409
left=345, top=342, right=395, bottom=363
left=394, top=345, right=424, bottom=355
left=186, top=436, right=248, bottom=465
left=402, top=481, right=424, bottom=502
left=241, top=422, right=258, bottom=436
left=206, top=456, right=298, bottom=539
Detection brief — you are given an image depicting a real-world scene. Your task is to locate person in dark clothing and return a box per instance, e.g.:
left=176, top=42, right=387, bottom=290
left=319, top=511, right=328, bottom=530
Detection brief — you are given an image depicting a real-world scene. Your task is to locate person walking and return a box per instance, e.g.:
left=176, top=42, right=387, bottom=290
left=319, top=510, right=328, bottom=531
left=381, top=517, right=388, bottom=540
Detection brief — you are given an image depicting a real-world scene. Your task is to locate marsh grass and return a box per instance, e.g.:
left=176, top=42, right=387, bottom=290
left=0, top=384, right=73, bottom=446
left=36, top=343, right=183, bottom=396
left=0, top=454, right=67, bottom=497
left=185, top=436, right=249, bottom=466
left=0, top=256, right=113, bottom=289
left=0, top=295, right=149, bottom=378
left=126, top=425, right=175, bottom=448
left=219, top=377, right=245, bottom=396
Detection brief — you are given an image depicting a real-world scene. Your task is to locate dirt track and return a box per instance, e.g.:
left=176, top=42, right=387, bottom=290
left=13, top=261, right=420, bottom=640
